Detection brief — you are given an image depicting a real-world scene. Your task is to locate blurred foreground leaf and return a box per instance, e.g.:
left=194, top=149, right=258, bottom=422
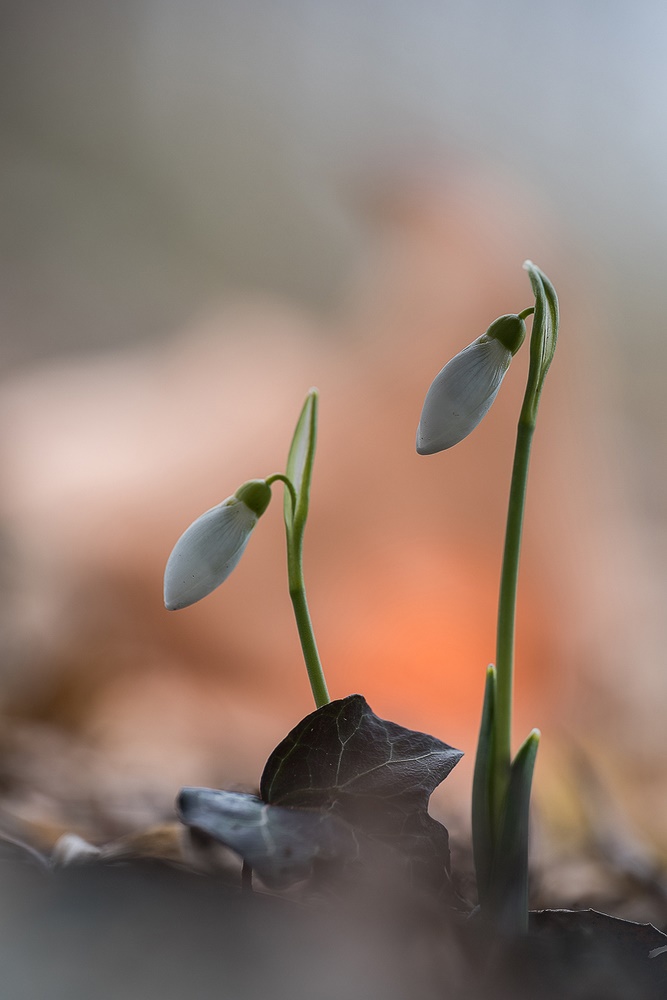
left=177, top=788, right=355, bottom=889
left=531, top=909, right=667, bottom=995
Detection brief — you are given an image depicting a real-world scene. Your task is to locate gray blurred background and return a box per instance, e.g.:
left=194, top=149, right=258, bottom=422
left=0, top=0, right=664, bottom=360
left=2, top=0, right=665, bottom=506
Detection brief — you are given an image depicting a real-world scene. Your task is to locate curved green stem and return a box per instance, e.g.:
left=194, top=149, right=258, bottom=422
left=492, top=266, right=556, bottom=822
left=266, top=472, right=329, bottom=708
left=286, top=533, right=329, bottom=708
left=266, top=473, right=297, bottom=511
left=472, top=264, right=557, bottom=926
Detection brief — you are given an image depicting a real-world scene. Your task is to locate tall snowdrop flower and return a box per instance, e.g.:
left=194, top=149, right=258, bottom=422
left=164, top=479, right=272, bottom=610
left=416, top=314, right=527, bottom=455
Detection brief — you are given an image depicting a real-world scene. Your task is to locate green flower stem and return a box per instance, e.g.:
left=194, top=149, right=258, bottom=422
left=287, top=552, right=330, bottom=709
left=473, top=265, right=557, bottom=925
left=266, top=472, right=330, bottom=709
left=266, top=472, right=298, bottom=513
left=492, top=268, right=553, bottom=822
left=492, top=417, right=534, bottom=818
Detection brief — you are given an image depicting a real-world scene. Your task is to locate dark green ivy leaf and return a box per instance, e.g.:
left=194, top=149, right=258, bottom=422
left=178, top=696, right=462, bottom=891
left=177, top=787, right=357, bottom=889
left=261, top=694, right=463, bottom=887
left=261, top=694, right=462, bottom=811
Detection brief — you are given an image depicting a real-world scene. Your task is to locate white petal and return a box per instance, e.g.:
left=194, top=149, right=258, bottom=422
left=164, top=497, right=258, bottom=610
left=416, top=337, right=512, bottom=454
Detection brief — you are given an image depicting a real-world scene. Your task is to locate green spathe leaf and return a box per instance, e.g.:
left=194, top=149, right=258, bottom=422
left=472, top=664, right=497, bottom=904
left=521, top=262, right=559, bottom=427
left=177, top=787, right=355, bottom=889
left=486, top=728, right=540, bottom=933
left=284, top=388, right=318, bottom=531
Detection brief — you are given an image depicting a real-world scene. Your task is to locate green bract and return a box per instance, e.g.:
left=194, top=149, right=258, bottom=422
left=486, top=313, right=527, bottom=355
left=234, top=479, right=272, bottom=517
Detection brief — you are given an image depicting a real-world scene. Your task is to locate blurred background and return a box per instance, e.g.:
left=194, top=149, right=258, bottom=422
left=0, top=0, right=666, bottom=875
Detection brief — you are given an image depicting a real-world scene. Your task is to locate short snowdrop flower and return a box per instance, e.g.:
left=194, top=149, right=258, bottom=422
left=164, top=479, right=272, bottom=610
left=416, top=314, right=526, bottom=455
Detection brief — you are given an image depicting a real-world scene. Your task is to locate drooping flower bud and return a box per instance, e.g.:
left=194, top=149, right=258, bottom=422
left=164, top=479, right=271, bottom=610
left=416, top=314, right=526, bottom=455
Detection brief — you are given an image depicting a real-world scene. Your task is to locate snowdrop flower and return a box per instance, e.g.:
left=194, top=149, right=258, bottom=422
left=164, top=479, right=272, bottom=610
left=416, top=314, right=526, bottom=455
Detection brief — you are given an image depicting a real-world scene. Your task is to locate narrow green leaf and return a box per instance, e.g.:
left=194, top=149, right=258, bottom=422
left=284, top=388, right=318, bottom=531
left=487, top=728, right=540, bottom=934
left=534, top=264, right=559, bottom=376
left=177, top=786, right=355, bottom=888
left=521, top=262, right=559, bottom=426
left=472, top=664, right=497, bottom=904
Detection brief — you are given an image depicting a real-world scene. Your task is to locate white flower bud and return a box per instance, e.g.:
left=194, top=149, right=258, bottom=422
left=164, top=481, right=271, bottom=610
left=417, top=315, right=526, bottom=455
